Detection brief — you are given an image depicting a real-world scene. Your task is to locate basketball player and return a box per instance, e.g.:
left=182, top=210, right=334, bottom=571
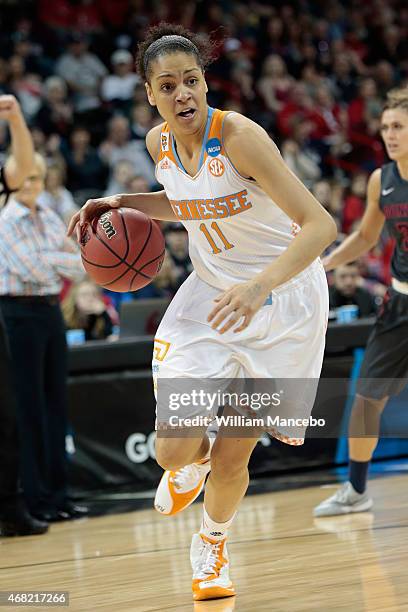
left=314, top=87, right=408, bottom=517
left=68, top=24, right=336, bottom=601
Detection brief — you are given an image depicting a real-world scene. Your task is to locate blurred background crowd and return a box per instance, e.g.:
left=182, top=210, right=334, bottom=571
left=1, top=0, right=407, bottom=337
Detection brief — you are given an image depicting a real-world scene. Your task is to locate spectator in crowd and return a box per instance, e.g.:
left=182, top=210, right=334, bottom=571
left=101, top=49, right=140, bottom=111
left=0, top=95, right=49, bottom=537
left=104, top=159, right=134, bottom=197
left=330, top=53, right=358, bottom=103
left=127, top=174, right=150, bottom=195
left=63, top=126, right=108, bottom=204
left=62, top=279, right=116, bottom=341
left=55, top=32, right=107, bottom=121
left=131, top=103, right=154, bottom=140
left=329, top=261, right=377, bottom=317
left=257, top=54, right=294, bottom=114
left=0, top=58, right=11, bottom=95
left=37, top=163, right=78, bottom=226
left=281, top=118, right=322, bottom=188
left=99, top=114, right=155, bottom=186
left=312, top=179, right=343, bottom=231
left=34, top=76, right=73, bottom=138
left=165, top=225, right=193, bottom=287
left=30, top=126, right=65, bottom=167
left=8, top=55, right=43, bottom=120
left=342, top=172, right=367, bottom=234
left=0, top=152, right=87, bottom=523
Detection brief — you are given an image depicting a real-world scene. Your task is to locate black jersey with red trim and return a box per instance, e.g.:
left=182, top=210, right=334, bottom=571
left=379, top=162, right=408, bottom=282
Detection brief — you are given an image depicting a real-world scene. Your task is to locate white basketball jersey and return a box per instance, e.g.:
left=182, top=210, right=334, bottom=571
left=156, top=107, right=299, bottom=290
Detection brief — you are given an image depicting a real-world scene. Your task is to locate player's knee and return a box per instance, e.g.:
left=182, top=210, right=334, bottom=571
left=211, top=452, right=248, bottom=483
left=155, top=441, right=190, bottom=471
left=355, top=393, right=388, bottom=414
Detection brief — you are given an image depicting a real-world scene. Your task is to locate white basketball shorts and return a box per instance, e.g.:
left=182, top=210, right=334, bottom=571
left=152, top=259, right=329, bottom=445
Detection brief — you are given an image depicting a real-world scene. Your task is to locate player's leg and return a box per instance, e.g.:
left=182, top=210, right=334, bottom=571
left=191, top=431, right=259, bottom=601
left=314, top=393, right=387, bottom=517
left=154, top=427, right=214, bottom=515
left=153, top=273, right=230, bottom=516
left=315, top=290, right=408, bottom=517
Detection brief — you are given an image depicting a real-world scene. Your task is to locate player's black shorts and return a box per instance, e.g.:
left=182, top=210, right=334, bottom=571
left=357, top=287, right=408, bottom=400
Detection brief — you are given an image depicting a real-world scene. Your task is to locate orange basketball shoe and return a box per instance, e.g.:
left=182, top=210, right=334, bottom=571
left=191, top=533, right=235, bottom=601
left=154, top=454, right=212, bottom=516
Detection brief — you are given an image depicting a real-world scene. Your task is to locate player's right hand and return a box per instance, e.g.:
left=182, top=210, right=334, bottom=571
left=67, top=195, right=121, bottom=237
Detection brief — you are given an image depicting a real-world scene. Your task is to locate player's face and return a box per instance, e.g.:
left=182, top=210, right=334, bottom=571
left=380, top=109, right=408, bottom=161
left=145, top=52, right=208, bottom=133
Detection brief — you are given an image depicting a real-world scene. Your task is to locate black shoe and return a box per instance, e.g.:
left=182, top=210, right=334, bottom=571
left=54, top=502, right=89, bottom=522
left=0, top=505, right=49, bottom=537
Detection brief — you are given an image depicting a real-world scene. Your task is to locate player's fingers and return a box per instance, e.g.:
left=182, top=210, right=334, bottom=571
left=207, top=294, right=232, bottom=321
left=67, top=211, right=80, bottom=236
left=210, top=303, right=236, bottom=330
left=79, top=203, right=91, bottom=226
left=233, top=313, right=252, bottom=333
left=218, top=311, right=244, bottom=335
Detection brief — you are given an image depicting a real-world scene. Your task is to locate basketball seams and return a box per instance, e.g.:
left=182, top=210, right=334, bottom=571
left=97, top=218, right=155, bottom=288
left=102, top=249, right=165, bottom=289
left=118, top=208, right=131, bottom=261
left=129, top=248, right=166, bottom=291
left=81, top=210, right=165, bottom=292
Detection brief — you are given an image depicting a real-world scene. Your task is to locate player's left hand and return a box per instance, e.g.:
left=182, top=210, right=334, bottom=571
left=207, top=277, right=271, bottom=334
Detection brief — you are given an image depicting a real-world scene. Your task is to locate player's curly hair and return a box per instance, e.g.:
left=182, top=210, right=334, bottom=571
left=136, top=22, right=217, bottom=82
left=384, top=87, right=408, bottom=113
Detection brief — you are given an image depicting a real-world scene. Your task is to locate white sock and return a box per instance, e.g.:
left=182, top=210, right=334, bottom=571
left=200, top=506, right=236, bottom=541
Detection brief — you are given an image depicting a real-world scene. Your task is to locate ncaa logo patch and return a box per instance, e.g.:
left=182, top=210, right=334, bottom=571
left=161, top=133, right=169, bottom=152
left=208, top=158, right=225, bottom=177
left=206, top=137, right=222, bottom=157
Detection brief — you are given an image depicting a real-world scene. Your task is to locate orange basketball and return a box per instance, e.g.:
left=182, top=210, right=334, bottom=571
left=79, top=208, right=165, bottom=292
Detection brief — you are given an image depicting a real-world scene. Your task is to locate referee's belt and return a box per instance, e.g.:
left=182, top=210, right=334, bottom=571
left=0, top=294, right=60, bottom=305
left=391, top=278, right=408, bottom=295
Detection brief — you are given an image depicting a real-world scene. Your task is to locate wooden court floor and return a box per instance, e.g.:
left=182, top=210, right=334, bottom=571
left=1, top=475, right=408, bottom=612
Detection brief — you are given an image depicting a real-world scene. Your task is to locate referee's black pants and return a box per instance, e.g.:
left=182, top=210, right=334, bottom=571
left=0, top=298, right=69, bottom=515
left=0, top=309, right=20, bottom=511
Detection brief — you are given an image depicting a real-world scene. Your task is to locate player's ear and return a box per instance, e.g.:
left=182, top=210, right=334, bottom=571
left=203, top=73, right=208, bottom=94
left=145, top=82, right=156, bottom=107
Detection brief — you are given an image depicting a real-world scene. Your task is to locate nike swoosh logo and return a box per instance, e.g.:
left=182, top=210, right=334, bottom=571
left=382, top=187, right=394, bottom=196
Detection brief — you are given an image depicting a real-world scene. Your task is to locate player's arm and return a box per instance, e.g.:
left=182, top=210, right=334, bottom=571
left=224, top=114, right=337, bottom=289
left=208, top=114, right=337, bottom=334
left=322, top=169, right=385, bottom=270
left=0, top=96, right=34, bottom=190
left=67, top=125, right=177, bottom=236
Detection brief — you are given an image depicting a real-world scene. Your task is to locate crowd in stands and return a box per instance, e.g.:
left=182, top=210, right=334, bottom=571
left=1, top=0, right=407, bottom=334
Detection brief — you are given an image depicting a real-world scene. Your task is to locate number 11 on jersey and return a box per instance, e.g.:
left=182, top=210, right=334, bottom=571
left=199, top=222, right=234, bottom=254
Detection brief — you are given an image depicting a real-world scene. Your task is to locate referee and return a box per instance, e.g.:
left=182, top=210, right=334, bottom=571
left=0, top=95, right=48, bottom=536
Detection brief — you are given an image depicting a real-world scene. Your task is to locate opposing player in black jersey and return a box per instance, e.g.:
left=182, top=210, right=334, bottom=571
left=315, top=87, right=408, bottom=516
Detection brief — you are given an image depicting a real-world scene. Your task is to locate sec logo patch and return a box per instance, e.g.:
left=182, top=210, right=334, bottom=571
left=208, top=158, right=225, bottom=177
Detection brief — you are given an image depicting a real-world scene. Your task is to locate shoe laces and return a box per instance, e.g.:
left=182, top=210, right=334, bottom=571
left=334, top=482, right=353, bottom=503
left=171, top=464, right=201, bottom=490
left=197, top=539, right=222, bottom=576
